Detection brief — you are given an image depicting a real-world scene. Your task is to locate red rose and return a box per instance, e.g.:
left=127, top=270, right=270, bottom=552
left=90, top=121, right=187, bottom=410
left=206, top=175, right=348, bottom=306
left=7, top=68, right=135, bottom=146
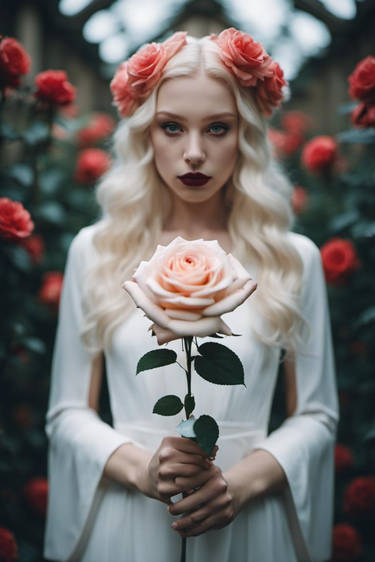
left=24, top=477, right=48, bottom=516
left=335, top=444, right=354, bottom=473
left=78, top=113, right=115, bottom=146
left=320, top=238, right=359, bottom=285
left=292, top=186, right=308, bottom=215
left=351, top=102, right=375, bottom=128
left=281, top=111, right=311, bottom=135
left=38, top=271, right=63, bottom=308
left=19, top=233, right=44, bottom=263
left=75, top=148, right=111, bottom=184
left=0, top=527, right=18, bottom=562
left=34, top=70, right=76, bottom=105
left=256, top=61, right=288, bottom=117
left=332, top=524, right=362, bottom=561
left=268, top=129, right=302, bottom=157
left=0, top=197, right=34, bottom=241
left=302, top=136, right=338, bottom=172
left=0, top=37, right=30, bottom=88
left=343, top=476, right=375, bottom=515
left=348, top=56, right=375, bottom=103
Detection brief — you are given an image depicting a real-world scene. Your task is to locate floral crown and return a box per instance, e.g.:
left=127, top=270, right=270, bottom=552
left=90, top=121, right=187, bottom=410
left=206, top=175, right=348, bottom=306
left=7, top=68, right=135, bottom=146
left=110, top=27, right=288, bottom=119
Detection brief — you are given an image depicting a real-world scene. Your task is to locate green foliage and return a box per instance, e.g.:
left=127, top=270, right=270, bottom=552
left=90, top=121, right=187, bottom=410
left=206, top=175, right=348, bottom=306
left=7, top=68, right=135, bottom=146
left=153, top=395, right=184, bottom=416
left=136, top=349, right=177, bottom=374
left=195, top=342, right=245, bottom=385
left=193, top=415, right=219, bottom=457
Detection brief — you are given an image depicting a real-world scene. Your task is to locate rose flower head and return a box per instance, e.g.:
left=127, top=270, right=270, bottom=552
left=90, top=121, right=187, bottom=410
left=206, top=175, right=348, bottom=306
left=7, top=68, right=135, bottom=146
left=0, top=527, right=18, bottom=562
left=78, top=113, right=115, bottom=146
left=34, top=70, right=76, bottom=106
left=75, top=148, right=111, bottom=184
left=343, top=476, right=375, bottom=517
left=38, top=271, right=63, bottom=309
left=0, top=197, right=34, bottom=241
left=24, top=477, right=48, bottom=516
left=320, top=238, right=359, bottom=285
left=335, top=444, right=354, bottom=473
left=351, top=102, right=375, bottom=129
left=292, top=186, right=308, bottom=215
left=332, top=523, right=362, bottom=561
left=348, top=55, right=375, bottom=103
left=301, top=135, right=338, bottom=173
left=0, top=37, right=30, bottom=88
left=123, top=237, right=257, bottom=345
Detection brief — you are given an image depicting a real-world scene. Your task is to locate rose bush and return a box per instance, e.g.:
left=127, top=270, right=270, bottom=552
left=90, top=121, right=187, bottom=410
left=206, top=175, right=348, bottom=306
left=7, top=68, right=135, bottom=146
left=332, top=524, right=362, bottom=561
left=292, top=186, right=308, bottom=215
left=34, top=70, right=76, bottom=106
left=38, top=271, right=63, bottom=308
left=343, top=476, right=375, bottom=515
left=75, top=148, right=111, bottom=184
left=301, top=135, right=338, bottom=172
left=335, top=444, right=354, bottom=473
left=20, top=233, right=44, bottom=263
left=78, top=113, right=115, bottom=146
left=0, top=527, right=18, bottom=562
left=0, top=197, right=34, bottom=240
left=123, top=237, right=256, bottom=344
left=348, top=56, right=375, bottom=103
left=320, top=238, right=359, bottom=285
left=0, top=37, right=30, bottom=88
left=351, top=102, right=375, bottom=128
left=24, top=477, right=48, bottom=516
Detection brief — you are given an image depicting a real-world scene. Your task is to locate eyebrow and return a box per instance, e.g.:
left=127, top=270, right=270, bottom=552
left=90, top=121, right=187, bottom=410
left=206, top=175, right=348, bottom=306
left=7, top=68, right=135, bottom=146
left=155, top=111, right=237, bottom=120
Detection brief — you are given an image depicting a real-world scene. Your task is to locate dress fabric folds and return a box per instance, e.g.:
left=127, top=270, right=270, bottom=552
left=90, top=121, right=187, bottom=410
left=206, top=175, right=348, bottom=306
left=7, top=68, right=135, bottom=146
left=44, top=224, right=339, bottom=562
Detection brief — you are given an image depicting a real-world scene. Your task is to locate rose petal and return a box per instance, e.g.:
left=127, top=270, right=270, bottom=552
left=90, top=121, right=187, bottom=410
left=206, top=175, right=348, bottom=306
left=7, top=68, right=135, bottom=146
left=164, top=309, right=203, bottom=321
left=203, top=279, right=257, bottom=316
left=122, top=280, right=171, bottom=328
left=150, top=317, right=232, bottom=345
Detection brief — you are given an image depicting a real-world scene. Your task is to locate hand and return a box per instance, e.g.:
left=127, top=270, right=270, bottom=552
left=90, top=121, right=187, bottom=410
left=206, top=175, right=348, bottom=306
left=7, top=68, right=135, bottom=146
left=142, top=436, right=212, bottom=504
left=168, top=463, right=240, bottom=537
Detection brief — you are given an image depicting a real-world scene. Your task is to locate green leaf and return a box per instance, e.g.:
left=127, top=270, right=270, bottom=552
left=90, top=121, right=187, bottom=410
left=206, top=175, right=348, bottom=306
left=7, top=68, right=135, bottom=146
left=153, top=395, right=183, bottom=416
left=184, top=394, right=195, bottom=418
left=337, top=128, right=375, bottom=144
left=136, top=348, right=177, bottom=374
left=194, top=415, right=219, bottom=456
left=22, top=337, right=46, bottom=355
left=37, top=202, right=66, bottom=225
left=23, top=122, right=50, bottom=145
left=8, top=164, right=33, bottom=187
left=195, top=342, right=244, bottom=385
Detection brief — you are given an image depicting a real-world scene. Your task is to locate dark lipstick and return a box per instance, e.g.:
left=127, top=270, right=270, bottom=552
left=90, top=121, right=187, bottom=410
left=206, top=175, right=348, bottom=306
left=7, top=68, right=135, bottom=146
left=178, top=173, right=211, bottom=187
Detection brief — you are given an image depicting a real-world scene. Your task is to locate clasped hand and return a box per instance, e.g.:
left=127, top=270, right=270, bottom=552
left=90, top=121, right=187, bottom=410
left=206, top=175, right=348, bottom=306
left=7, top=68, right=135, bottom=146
left=147, top=436, right=239, bottom=537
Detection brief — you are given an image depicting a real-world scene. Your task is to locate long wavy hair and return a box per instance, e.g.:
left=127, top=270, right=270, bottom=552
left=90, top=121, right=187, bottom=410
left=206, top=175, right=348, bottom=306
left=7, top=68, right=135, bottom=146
left=81, top=35, right=304, bottom=355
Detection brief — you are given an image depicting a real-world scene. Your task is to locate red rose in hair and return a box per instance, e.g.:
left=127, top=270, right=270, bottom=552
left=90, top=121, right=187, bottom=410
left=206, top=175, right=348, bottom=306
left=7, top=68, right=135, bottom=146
left=343, top=476, right=375, bottom=515
left=351, top=102, right=375, bottom=128
left=282, top=111, right=311, bottom=135
left=335, top=444, right=354, bottom=473
left=78, top=113, right=115, bottom=146
left=211, top=27, right=273, bottom=87
left=0, top=527, right=18, bottom=562
left=24, top=477, right=48, bottom=516
left=34, top=70, right=76, bottom=105
left=292, top=186, right=308, bottom=215
left=256, top=61, right=287, bottom=117
left=75, top=148, right=111, bottom=184
left=0, top=197, right=34, bottom=240
left=301, top=135, right=338, bottom=172
left=38, top=271, right=63, bottom=308
left=348, top=56, right=375, bottom=103
left=0, top=37, right=30, bottom=88
left=332, top=524, right=362, bottom=561
left=320, top=238, right=359, bottom=285
left=20, top=233, right=44, bottom=263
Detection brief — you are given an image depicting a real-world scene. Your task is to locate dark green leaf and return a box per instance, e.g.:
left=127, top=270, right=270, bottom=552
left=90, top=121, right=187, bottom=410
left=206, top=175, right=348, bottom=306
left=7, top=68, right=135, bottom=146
left=194, top=415, right=219, bottom=456
left=184, top=394, right=195, bottom=418
left=355, top=307, right=375, bottom=327
left=195, top=342, right=244, bottom=385
left=153, top=395, right=183, bottom=416
left=337, top=128, right=375, bottom=144
left=136, top=348, right=177, bottom=374
left=23, top=122, right=49, bottom=145
left=22, top=337, right=46, bottom=355
left=7, top=164, right=33, bottom=187
left=36, top=202, right=66, bottom=224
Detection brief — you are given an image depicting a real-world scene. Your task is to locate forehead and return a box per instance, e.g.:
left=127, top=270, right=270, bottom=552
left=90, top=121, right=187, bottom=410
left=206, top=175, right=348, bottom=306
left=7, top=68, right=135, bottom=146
left=156, top=73, right=237, bottom=117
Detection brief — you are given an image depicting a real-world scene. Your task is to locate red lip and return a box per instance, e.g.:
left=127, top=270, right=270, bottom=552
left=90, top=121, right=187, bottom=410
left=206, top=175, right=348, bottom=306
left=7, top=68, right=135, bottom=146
left=178, top=173, right=211, bottom=187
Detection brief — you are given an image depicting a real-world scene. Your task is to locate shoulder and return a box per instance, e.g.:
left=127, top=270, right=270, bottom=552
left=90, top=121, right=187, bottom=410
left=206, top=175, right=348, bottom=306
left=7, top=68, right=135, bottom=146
left=68, top=222, right=103, bottom=262
left=287, top=231, right=321, bottom=271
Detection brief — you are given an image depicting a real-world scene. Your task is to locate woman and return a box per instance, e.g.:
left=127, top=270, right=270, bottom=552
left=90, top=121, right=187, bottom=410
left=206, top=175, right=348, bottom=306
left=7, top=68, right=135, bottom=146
left=44, top=29, right=338, bottom=562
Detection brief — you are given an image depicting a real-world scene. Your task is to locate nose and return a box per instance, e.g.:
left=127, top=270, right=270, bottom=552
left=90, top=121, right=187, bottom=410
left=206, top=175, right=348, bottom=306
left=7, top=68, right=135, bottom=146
left=183, top=131, right=206, bottom=167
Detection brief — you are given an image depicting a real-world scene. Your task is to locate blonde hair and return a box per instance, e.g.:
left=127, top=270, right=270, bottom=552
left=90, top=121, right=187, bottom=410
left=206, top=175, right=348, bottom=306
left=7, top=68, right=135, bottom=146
left=81, top=36, right=304, bottom=355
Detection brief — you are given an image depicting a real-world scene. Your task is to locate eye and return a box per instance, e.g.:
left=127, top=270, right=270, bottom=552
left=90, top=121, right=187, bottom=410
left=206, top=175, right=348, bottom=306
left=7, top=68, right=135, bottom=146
left=207, top=122, right=229, bottom=136
left=160, top=122, right=183, bottom=135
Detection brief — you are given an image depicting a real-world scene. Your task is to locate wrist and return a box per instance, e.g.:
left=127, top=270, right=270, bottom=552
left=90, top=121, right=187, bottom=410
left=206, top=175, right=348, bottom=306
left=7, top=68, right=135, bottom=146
left=104, top=442, right=152, bottom=493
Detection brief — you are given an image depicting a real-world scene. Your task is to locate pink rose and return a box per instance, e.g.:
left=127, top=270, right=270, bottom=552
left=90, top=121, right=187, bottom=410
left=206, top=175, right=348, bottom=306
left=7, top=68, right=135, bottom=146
left=211, top=27, right=273, bottom=87
left=123, top=237, right=256, bottom=344
left=255, top=61, right=287, bottom=117
left=111, top=32, right=187, bottom=117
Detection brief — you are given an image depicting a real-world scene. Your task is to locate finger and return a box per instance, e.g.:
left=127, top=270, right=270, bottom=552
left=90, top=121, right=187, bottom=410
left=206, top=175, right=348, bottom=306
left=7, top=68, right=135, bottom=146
left=173, top=468, right=213, bottom=491
left=162, top=437, right=211, bottom=457
left=170, top=471, right=226, bottom=515
left=159, top=462, right=205, bottom=480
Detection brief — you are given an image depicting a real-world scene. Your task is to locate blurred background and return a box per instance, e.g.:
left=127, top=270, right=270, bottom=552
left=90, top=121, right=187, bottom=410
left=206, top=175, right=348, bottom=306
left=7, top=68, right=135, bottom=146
left=0, top=1, right=375, bottom=561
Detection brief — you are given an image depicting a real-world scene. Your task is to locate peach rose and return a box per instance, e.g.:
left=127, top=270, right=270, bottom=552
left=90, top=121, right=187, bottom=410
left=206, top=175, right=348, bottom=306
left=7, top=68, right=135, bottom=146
left=123, top=237, right=256, bottom=344
left=111, top=32, right=187, bottom=117
left=255, top=61, right=287, bottom=117
left=211, top=27, right=273, bottom=87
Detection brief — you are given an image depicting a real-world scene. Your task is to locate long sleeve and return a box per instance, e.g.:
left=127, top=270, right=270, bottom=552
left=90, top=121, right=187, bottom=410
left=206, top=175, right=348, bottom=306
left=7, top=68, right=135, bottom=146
left=255, top=234, right=339, bottom=562
left=43, top=226, right=134, bottom=562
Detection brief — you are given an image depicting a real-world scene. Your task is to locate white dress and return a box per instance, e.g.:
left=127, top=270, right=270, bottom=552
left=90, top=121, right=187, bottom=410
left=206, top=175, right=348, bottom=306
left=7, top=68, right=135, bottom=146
left=43, top=224, right=339, bottom=562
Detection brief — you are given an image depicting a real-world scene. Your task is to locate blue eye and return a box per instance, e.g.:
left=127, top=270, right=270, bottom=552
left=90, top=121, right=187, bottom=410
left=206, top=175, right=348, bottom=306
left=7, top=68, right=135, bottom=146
left=161, top=122, right=182, bottom=135
left=208, top=123, right=229, bottom=136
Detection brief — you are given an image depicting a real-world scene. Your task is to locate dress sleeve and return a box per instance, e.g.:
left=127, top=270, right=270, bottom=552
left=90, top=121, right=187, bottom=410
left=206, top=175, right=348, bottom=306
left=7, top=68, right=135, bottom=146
left=255, top=235, right=339, bottom=562
left=43, top=227, right=136, bottom=562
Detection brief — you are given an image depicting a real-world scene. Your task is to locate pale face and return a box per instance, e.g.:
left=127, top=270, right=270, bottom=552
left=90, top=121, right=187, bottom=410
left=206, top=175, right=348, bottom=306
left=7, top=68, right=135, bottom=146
left=150, top=72, right=239, bottom=206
